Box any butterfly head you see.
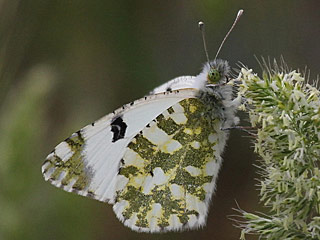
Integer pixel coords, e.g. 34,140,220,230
205,59,230,85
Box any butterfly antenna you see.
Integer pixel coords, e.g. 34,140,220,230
214,9,244,61
198,21,211,65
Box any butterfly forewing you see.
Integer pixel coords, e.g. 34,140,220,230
113,98,226,232
42,90,198,203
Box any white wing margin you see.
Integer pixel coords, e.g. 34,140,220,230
150,76,196,94
42,89,198,204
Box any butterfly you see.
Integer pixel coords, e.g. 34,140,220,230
42,10,243,233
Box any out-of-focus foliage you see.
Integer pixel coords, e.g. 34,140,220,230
0,65,96,239
0,1,319,240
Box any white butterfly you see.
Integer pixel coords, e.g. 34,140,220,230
42,10,243,233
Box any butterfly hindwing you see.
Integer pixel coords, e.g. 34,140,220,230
42,89,198,203
113,98,227,232
150,76,196,94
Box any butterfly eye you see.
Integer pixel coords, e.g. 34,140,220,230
208,69,221,84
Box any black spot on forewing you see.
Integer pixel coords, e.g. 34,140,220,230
111,116,127,142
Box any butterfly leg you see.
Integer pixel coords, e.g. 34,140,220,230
221,125,257,137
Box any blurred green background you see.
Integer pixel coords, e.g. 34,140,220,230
0,1,319,239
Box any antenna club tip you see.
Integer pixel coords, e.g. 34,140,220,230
237,9,244,16
198,21,204,29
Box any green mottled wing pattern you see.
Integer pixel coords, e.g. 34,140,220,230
42,90,198,203
42,131,95,195
113,98,226,232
